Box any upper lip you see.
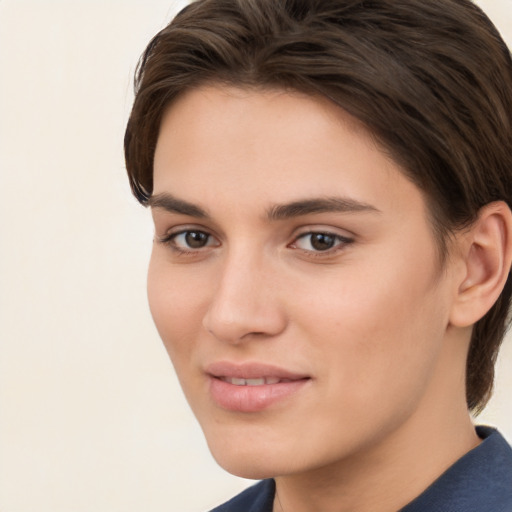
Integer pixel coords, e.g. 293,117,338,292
205,361,310,381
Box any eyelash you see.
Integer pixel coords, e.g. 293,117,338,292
156,229,354,257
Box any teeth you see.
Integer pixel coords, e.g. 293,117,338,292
246,378,265,386
222,377,282,386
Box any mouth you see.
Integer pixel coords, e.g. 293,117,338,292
206,362,311,412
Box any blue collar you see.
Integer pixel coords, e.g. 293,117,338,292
401,426,512,511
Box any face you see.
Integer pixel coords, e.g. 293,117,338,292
149,85,460,479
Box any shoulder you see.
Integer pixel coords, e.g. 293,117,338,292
209,479,275,512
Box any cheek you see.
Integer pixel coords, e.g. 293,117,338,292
147,254,207,364
298,251,450,409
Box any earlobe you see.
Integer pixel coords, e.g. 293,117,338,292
449,201,512,328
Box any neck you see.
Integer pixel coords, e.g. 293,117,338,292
274,415,479,512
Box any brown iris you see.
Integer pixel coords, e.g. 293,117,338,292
185,231,210,248
309,233,336,251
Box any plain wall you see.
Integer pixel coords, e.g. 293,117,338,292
0,1,511,510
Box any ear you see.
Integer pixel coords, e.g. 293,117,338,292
449,201,512,328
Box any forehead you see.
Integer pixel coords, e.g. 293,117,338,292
153,85,428,224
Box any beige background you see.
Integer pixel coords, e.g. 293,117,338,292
0,1,511,511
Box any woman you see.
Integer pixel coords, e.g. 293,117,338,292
124,1,512,510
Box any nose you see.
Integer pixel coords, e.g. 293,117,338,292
202,252,287,344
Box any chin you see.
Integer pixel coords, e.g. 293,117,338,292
209,445,285,480
202,423,299,479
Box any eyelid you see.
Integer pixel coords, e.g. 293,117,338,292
155,222,217,241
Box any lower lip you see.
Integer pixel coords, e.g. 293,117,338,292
208,377,310,412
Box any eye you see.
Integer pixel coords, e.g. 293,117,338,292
291,232,352,253
174,230,213,249
159,229,220,252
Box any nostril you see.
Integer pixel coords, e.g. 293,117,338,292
202,305,287,344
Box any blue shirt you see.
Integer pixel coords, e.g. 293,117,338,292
210,427,512,511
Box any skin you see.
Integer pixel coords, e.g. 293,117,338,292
149,85,485,512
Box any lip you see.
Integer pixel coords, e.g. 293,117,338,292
206,361,311,413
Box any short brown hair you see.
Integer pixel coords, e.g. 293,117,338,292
124,0,512,412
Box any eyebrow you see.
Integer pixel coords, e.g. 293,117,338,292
266,197,380,221
148,193,209,218
148,193,380,220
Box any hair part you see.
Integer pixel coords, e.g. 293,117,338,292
124,0,512,412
